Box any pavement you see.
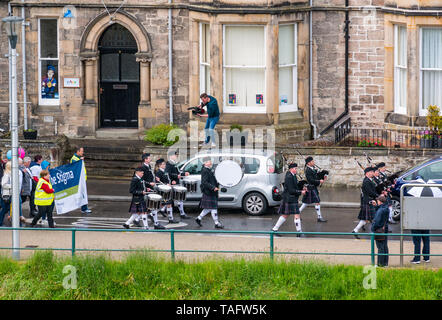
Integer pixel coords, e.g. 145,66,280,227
1,178,440,268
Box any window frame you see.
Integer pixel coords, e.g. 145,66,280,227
223,24,267,114
394,24,407,115
38,18,60,106
199,22,210,95
278,23,298,113
419,27,442,116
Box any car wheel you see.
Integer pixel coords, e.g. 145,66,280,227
243,192,268,216
391,196,401,221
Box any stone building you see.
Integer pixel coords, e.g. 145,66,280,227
0,0,441,140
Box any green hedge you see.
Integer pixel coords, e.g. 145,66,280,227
144,124,180,147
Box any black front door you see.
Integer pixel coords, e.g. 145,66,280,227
98,24,139,128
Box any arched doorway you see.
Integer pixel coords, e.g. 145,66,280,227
98,23,139,128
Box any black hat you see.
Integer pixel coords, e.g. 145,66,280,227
135,167,144,172
376,162,385,168
364,167,375,174
305,156,313,164
156,158,165,165
288,163,298,169
142,153,150,161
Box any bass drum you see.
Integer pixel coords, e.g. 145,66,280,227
214,160,244,187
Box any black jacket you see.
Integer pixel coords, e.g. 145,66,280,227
282,171,302,203
165,161,180,184
200,166,219,197
371,204,390,233
141,163,155,186
155,169,171,185
129,175,145,204
305,166,321,190
362,177,378,205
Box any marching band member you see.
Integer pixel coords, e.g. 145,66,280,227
123,167,149,229
352,167,379,239
155,158,177,224
166,150,190,220
298,156,327,222
377,162,396,224
195,157,223,229
272,163,306,237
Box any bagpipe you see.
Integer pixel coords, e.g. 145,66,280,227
313,164,329,180
187,105,206,115
279,151,309,191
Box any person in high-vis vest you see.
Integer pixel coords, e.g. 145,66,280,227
70,146,91,214
30,170,55,228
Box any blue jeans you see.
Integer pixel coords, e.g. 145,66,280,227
0,197,6,226
204,116,219,144
411,230,430,261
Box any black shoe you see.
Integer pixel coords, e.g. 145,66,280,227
133,220,141,227
180,214,190,219
271,230,282,237
160,210,167,217
154,224,166,230
195,218,202,227
352,231,360,239
317,217,327,222
296,233,306,238
410,259,421,264
123,224,130,229
215,223,224,229
168,219,179,224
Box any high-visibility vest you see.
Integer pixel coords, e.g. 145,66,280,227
34,178,54,206
70,154,87,181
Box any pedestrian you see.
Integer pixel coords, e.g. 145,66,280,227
30,155,43,183
155,158,177,224
123,167,149,229
376,162,396,224
70,146,92,214
30,170,55,228
0,152,5,226
195,157,223,229
197,93,220,148
166,150,190,220
20,157,34,218
0,161,11,227
411,229,431,264
371,195,390,267
272,163,307,237
352,166,378,239
298,156,327,222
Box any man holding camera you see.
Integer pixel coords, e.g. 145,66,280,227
196,93,220,148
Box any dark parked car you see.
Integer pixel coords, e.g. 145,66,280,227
390,155,442,219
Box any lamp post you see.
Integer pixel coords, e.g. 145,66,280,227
2,15,24,260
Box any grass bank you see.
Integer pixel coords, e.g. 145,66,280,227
0,251,441,299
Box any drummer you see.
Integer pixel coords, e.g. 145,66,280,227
166,150,190,220
155,158,177,224
123,167,149,230
195,157,224,229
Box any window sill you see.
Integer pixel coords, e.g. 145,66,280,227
35,104,62,114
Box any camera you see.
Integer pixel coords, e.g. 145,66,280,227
187,106,205,115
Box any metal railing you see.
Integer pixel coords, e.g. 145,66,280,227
0,227,440,266
335,128,442,149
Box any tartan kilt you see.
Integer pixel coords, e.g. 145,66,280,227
128,201,147,214
302,188,320,204
278,202,300,215
357,203,376,221
199,193,218,209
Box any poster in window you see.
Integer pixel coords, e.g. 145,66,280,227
256,94,263,105
280,95,288,105
228,94,237,105
41,63,59,99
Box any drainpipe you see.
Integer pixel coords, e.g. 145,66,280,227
21,0,28,130
8,1,12,131
309,0,318,139
168,0,173,124
318,0,350,137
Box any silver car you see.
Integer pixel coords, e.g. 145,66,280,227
178,149,285,215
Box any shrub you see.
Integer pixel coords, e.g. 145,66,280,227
357,139,384,148
426,105,441,132
144,124,180,146
230,124,243,132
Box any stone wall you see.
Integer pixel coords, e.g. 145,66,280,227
0,1,10,129
279,146,441,187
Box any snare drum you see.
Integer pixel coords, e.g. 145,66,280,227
156,185,172,202
172,186,187,201
183,178,198,193
146,194,163,210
